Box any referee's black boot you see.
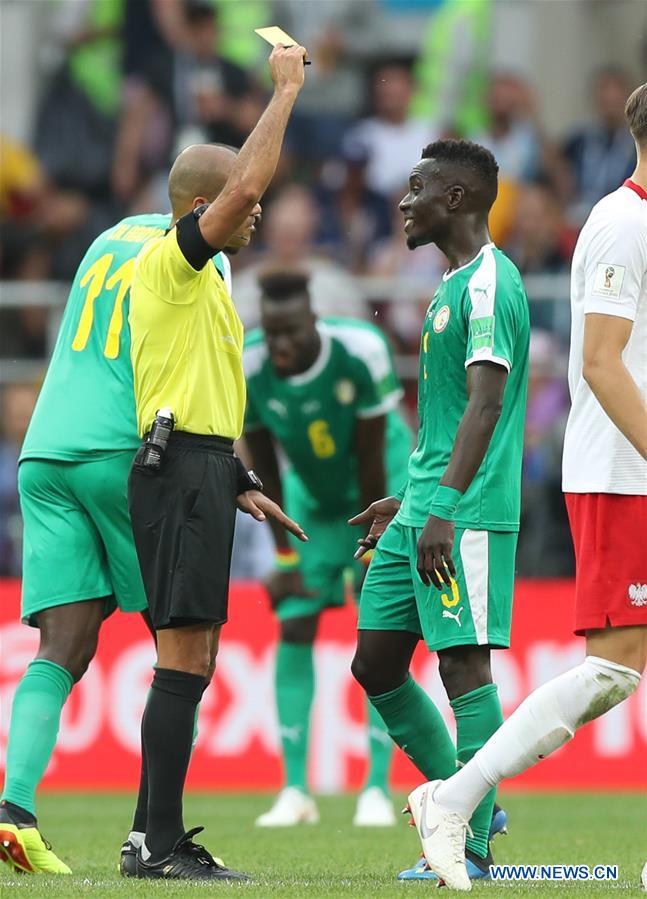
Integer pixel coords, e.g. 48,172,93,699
135,827,250,881
118,838,139,877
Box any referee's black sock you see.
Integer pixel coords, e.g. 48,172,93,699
132,681,208,836
142,667,205,861
130,731,148,835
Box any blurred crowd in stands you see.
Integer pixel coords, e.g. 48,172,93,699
0,0,642,579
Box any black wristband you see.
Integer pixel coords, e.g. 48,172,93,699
175,205,220,271
234,457,263,495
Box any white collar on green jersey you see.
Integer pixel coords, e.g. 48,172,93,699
286,327,332,386
442,242,495,282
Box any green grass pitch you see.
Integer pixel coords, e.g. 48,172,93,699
1,792,645,897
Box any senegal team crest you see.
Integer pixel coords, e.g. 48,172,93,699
334,379,356,405
433,305,451,333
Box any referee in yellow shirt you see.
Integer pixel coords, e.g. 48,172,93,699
127,44,308,882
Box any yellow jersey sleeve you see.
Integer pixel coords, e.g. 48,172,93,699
135,229,201,305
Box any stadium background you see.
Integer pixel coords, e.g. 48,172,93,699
0,0,645,796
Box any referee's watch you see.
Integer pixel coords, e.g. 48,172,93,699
235,459,263,495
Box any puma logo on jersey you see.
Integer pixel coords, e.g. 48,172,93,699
628,584,647,607
442,607,464,626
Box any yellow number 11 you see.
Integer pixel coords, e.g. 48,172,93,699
71,253,135,359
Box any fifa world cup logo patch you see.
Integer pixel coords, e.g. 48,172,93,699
593,262,625,298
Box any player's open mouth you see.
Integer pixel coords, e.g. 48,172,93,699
404,218,414,232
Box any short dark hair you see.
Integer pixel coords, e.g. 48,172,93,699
625,82,647,147
258,269,311,302
421,139,499,206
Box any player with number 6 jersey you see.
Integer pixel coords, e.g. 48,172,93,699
243,270,412,828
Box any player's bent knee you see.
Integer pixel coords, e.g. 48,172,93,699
438,646,492,700
350,651,395,696
35,599,105,681
350,651,367,688
159,653,211,678
37,641,98,683
156,624,215,676
586,625,647,675
280,615,319,644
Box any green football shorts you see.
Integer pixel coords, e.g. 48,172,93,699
273,422,411,623
19,451,148,626
276,476,361,622
358,517,518,651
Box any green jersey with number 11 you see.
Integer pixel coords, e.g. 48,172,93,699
21,214,230,462
398,242,529,531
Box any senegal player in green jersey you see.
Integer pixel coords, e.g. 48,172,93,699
350,140,529,881
242,270,412,828
0,145,258,876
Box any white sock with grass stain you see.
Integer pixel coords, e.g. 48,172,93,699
434,656,640,820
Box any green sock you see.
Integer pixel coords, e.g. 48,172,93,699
275,641,314,792
451,683,504,858
364,697,393,792
369,676,456,782
1,659,74,816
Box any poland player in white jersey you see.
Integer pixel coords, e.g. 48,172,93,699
402,82,647,891
563,176,647,495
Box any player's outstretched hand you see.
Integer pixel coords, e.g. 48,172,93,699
349,496,401,559
264,569,318,610
416,514,456,589
237,490,308,542
269,43,307,94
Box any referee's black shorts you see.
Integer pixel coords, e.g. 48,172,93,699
128,431,238,630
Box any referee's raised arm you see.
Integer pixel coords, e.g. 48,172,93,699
196,44,307,251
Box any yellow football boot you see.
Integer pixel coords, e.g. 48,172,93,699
0,803,71,874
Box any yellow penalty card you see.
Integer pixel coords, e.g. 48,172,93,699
254,26,300,48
